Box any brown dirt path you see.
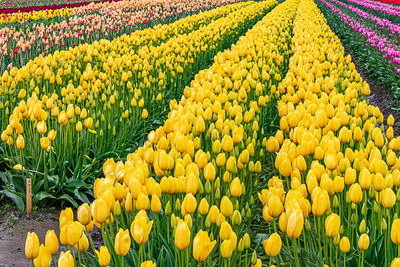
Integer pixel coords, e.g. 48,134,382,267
0,206,102,267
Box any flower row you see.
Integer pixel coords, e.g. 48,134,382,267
260,0,400,265
22,0,300,265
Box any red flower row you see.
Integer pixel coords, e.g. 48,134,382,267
0,0,121,14
374,0,400,4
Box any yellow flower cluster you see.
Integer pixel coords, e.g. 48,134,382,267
0,8,72,24
260,0,400,266
1,1,268,185
23,0,305,265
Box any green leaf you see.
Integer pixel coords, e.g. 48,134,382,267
3,190,25,211
32,191,55,205
58,193,78,207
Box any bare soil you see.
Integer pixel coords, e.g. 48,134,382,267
0,206,102,267
341,40,400,133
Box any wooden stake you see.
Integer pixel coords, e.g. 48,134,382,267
26,178,32,214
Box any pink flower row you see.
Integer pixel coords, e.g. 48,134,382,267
319,0,400,73
344,0,400,17
329,0,400,38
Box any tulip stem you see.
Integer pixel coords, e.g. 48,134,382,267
120,255,124,267
186,248,189,266
71,247,77,267
53,255,57,267
388,212,391,266
292,238,300,267
86,226,96,252
344,254,346,267
317,217,323,266
31,260,34,267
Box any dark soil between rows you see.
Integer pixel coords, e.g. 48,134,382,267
0,206,102,267
340,39,400,134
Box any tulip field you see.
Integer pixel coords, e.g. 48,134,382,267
1,0,400,265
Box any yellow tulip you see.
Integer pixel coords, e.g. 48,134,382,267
33,244,51,267
193,230,216,262
74,233,89,252
219,221,233,240
381,188,396,209
287,209,304,239
93,198,110,223
25,232,39,259
220,196,233,217
209,205,220,224
141,261,156,267
96,246,111,267
391,219,400,244
58,251,74,267
45,230,59,256
325,213,340,238
40,136,50,150
340,236,350,253
115,229,131,256
136,192,150,210
268,195,283,218
16,135,25,149
349,183,363,204
130,215,153,245
183,193,197,214
141,109,148,119
204,163,216,182
391,258,400,267
151,195,162,213
263,233,282,257
198,198,209,216
220,239,233,259
175,220,190,250
230,177,242,198
66,221,83,246
358,234,370,250
77,203,91,226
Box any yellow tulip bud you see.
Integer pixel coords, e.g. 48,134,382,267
209,205,220,224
